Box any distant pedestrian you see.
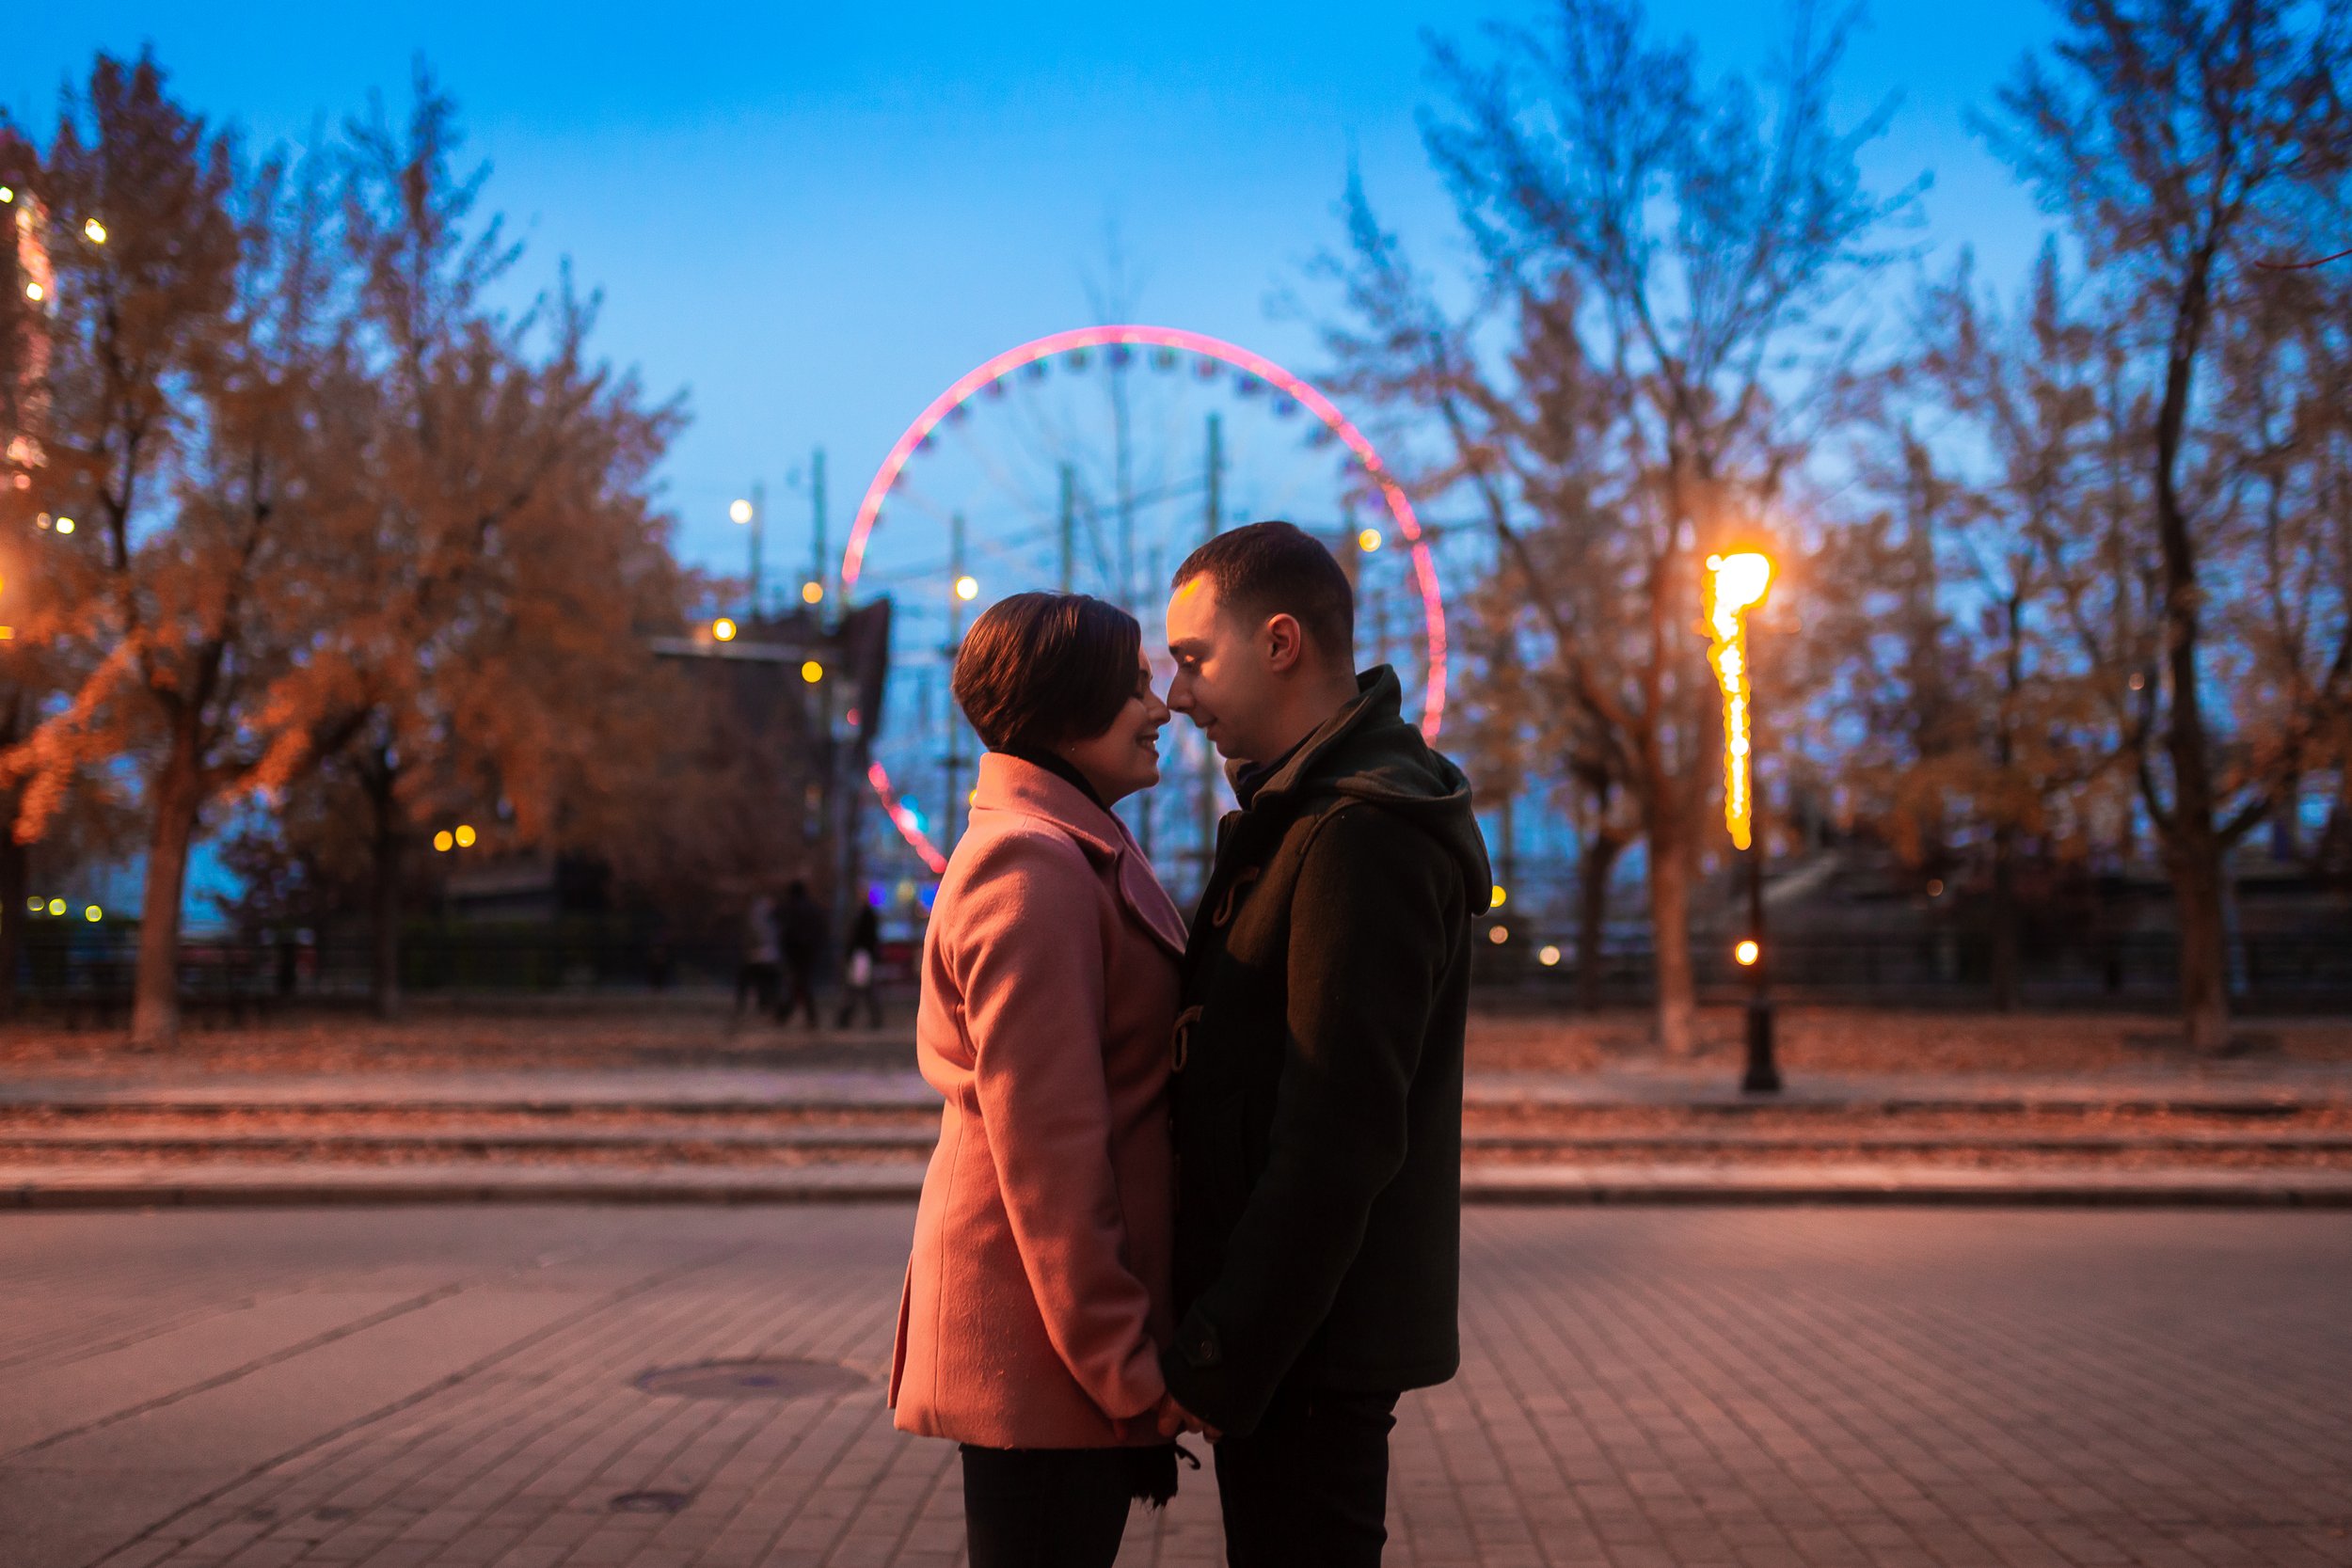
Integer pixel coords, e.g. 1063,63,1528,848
734,893,780,1022
836,902,884,1029
777,879,828,1027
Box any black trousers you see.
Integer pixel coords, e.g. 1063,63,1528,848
959,1445,1134,1568
777,955,819,1024
1213,1385,1400,1567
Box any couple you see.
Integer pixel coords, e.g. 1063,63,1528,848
888,520,1490,1566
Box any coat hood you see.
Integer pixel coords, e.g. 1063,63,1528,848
1247,666,1494,915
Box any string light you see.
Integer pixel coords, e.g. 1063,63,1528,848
729,499,753,524
55,516,74,534
712,617,738,641
1735,939,1761,967
801,660,823,684
433,831,454,852
1538,944,1562,967
83,218,107,245
24,283,42,303
1358,528,1383,553
801,581,824,605
453,824,477,847
1705,552,1773,851
953,576,979,602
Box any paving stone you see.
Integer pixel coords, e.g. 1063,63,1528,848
1,1208,2347,1566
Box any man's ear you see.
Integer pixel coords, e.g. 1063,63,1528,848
1263,612,1306,675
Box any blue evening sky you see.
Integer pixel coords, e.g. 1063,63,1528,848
10,1,2060,586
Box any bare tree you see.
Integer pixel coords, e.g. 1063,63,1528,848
1982,0,2352,1048
1321,0,1915,1053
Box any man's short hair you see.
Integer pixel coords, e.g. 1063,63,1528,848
1170,520,1355,664
952,592,1142,754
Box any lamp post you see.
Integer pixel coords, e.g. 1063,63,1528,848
1706,550,1780,1095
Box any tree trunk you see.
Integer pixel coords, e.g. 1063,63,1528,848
1647,816,1697,1057
132,727,204,1050
371,826,403,1020
2167,824,2232,1053
0,819,24,1021
367,766,405,1019
1989,825,2019,1013
1576,832,1622,1013
2149,235,2231,1054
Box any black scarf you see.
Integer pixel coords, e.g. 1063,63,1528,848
1002,745,1106,812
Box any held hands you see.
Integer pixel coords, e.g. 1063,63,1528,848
1154,1391,1220,1442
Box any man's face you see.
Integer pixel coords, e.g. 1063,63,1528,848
1166,575,1279,762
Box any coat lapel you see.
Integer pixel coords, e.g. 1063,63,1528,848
970,753,1188,959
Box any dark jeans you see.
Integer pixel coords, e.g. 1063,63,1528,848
777,955,818,1025
959,1445,1133,1568
1213,1385,1399,1567
834,981,882,1028
733,959,777,1016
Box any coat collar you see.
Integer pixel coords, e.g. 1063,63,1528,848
970,753,1188,958
1244,665,1399,812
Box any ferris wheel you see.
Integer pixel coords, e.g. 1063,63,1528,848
841,324,1449,878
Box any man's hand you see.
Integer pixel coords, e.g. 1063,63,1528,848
1154,1392,1221,1441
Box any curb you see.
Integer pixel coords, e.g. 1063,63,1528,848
7,1163,2352,1210
1460,1164,2352,1207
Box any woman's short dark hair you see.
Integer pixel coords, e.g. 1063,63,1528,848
952,592,1143,753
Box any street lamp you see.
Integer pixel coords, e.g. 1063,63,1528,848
1706,550,1780,1094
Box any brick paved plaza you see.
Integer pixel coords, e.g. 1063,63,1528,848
4,1206,2347,1568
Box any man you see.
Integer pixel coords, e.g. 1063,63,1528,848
1156,520,1490,1564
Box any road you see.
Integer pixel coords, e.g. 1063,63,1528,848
2,1207,2346,1566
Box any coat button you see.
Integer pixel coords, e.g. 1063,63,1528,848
1180,1321,1223,1369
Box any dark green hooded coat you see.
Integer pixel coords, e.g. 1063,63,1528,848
1160,666,1491,1436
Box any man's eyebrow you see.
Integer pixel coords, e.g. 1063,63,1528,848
1168,638,1208,657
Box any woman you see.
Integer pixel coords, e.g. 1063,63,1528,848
888,592,1190,1566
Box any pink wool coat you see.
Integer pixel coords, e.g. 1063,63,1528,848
889,752,1187,1449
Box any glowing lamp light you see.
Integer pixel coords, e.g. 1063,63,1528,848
1487,925,1509,945
801,660,823,684
801,580,824,605
1705,551,1774,851
433,831,454,852
729,499,754,525
1538,944,1562,967
1735,939,1761,967
453,824,477,848
24,896,39,912
23,283,41,303
953,575,979,603
45,897,64,915
1489,884,1507,910
83,218,106,245
84,905,101,923
55,517,74,534
712,617,738,642
0,186,12,203
1358,528,1384,553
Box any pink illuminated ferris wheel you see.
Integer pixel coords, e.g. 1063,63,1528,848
844,324,1448,877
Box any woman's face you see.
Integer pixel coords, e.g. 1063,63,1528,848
1058,653,1170,806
